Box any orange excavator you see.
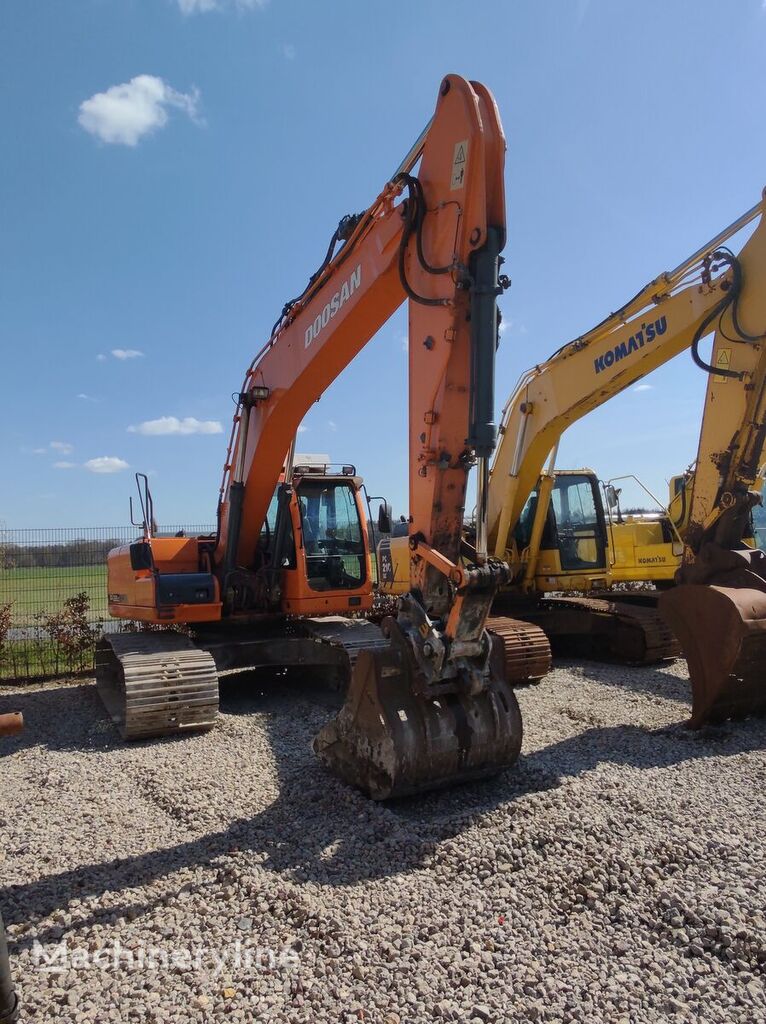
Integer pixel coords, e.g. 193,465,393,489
97,75,548,799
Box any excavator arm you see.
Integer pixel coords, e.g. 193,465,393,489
212,74,525,798
657,202,766,725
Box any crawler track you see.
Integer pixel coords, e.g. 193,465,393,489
95,633,219,741
302,617,389,676
486,615,552,685
539,595,680,664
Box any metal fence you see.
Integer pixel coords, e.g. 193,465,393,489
0,525,214,681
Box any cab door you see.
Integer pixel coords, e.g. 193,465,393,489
550,473,608,572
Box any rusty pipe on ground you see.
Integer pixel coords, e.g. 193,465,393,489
0,714,23,738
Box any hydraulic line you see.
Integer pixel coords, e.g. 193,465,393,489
269,211,367,338
394,174,452,307
690,250,744,380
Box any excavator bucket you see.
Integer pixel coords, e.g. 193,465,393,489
659,580,766,728
313,639,523,800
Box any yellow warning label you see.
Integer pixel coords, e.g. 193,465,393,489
451,139,468,190
714,347,732,383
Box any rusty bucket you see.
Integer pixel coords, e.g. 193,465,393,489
659,582,766,728
313,638,523,800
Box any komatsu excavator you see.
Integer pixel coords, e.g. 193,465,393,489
97,75,547,799
486,190,766,725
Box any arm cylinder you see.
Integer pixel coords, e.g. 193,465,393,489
467,226,503,459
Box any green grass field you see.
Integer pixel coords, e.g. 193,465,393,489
0,565,108,625
0,566,107,680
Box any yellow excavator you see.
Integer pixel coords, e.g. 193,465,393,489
488,189,766,723
381,189,766,724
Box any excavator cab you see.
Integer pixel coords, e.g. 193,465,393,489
277,461,373,615
99,463,375,740
514,470,610,587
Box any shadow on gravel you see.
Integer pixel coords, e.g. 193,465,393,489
0,681,125,755
561,658,690,704
5,666,766,954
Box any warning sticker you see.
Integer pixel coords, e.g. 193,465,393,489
714,347,732,382
450,139,468,190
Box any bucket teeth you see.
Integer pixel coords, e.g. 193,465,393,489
313,643,523,800
659,584,766,727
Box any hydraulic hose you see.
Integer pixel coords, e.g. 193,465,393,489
690,249,762,380
394,174,451,307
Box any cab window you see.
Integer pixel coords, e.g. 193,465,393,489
550,475,606,571
298,481,366,591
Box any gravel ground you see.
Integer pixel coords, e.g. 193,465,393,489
2,659,766,1023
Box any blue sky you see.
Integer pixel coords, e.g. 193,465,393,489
2,0,765,528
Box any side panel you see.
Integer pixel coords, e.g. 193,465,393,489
106,540,222,623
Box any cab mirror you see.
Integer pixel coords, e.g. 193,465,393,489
605,485,620,510
377,502,392,535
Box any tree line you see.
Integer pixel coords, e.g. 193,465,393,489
0,539,125,570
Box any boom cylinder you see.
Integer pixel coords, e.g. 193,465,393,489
467,226,503,459
223,397,252,576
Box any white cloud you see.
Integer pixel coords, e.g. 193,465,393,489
178,0,218,10
328,420,337,432
76,393,99,402
31,448,48,456
178,0,268,12
297,425,308,434
96,353,107,362
78,75,200,147
111,348,144,360
499,317,511,336
50,441,74,455
282,44,296,60
84,456,130,474
53,461,77,470
128,416,223,436
634,383,653,393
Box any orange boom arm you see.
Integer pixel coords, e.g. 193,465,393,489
215,75,506,614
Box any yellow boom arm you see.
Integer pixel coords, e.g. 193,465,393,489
490,192,766,571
